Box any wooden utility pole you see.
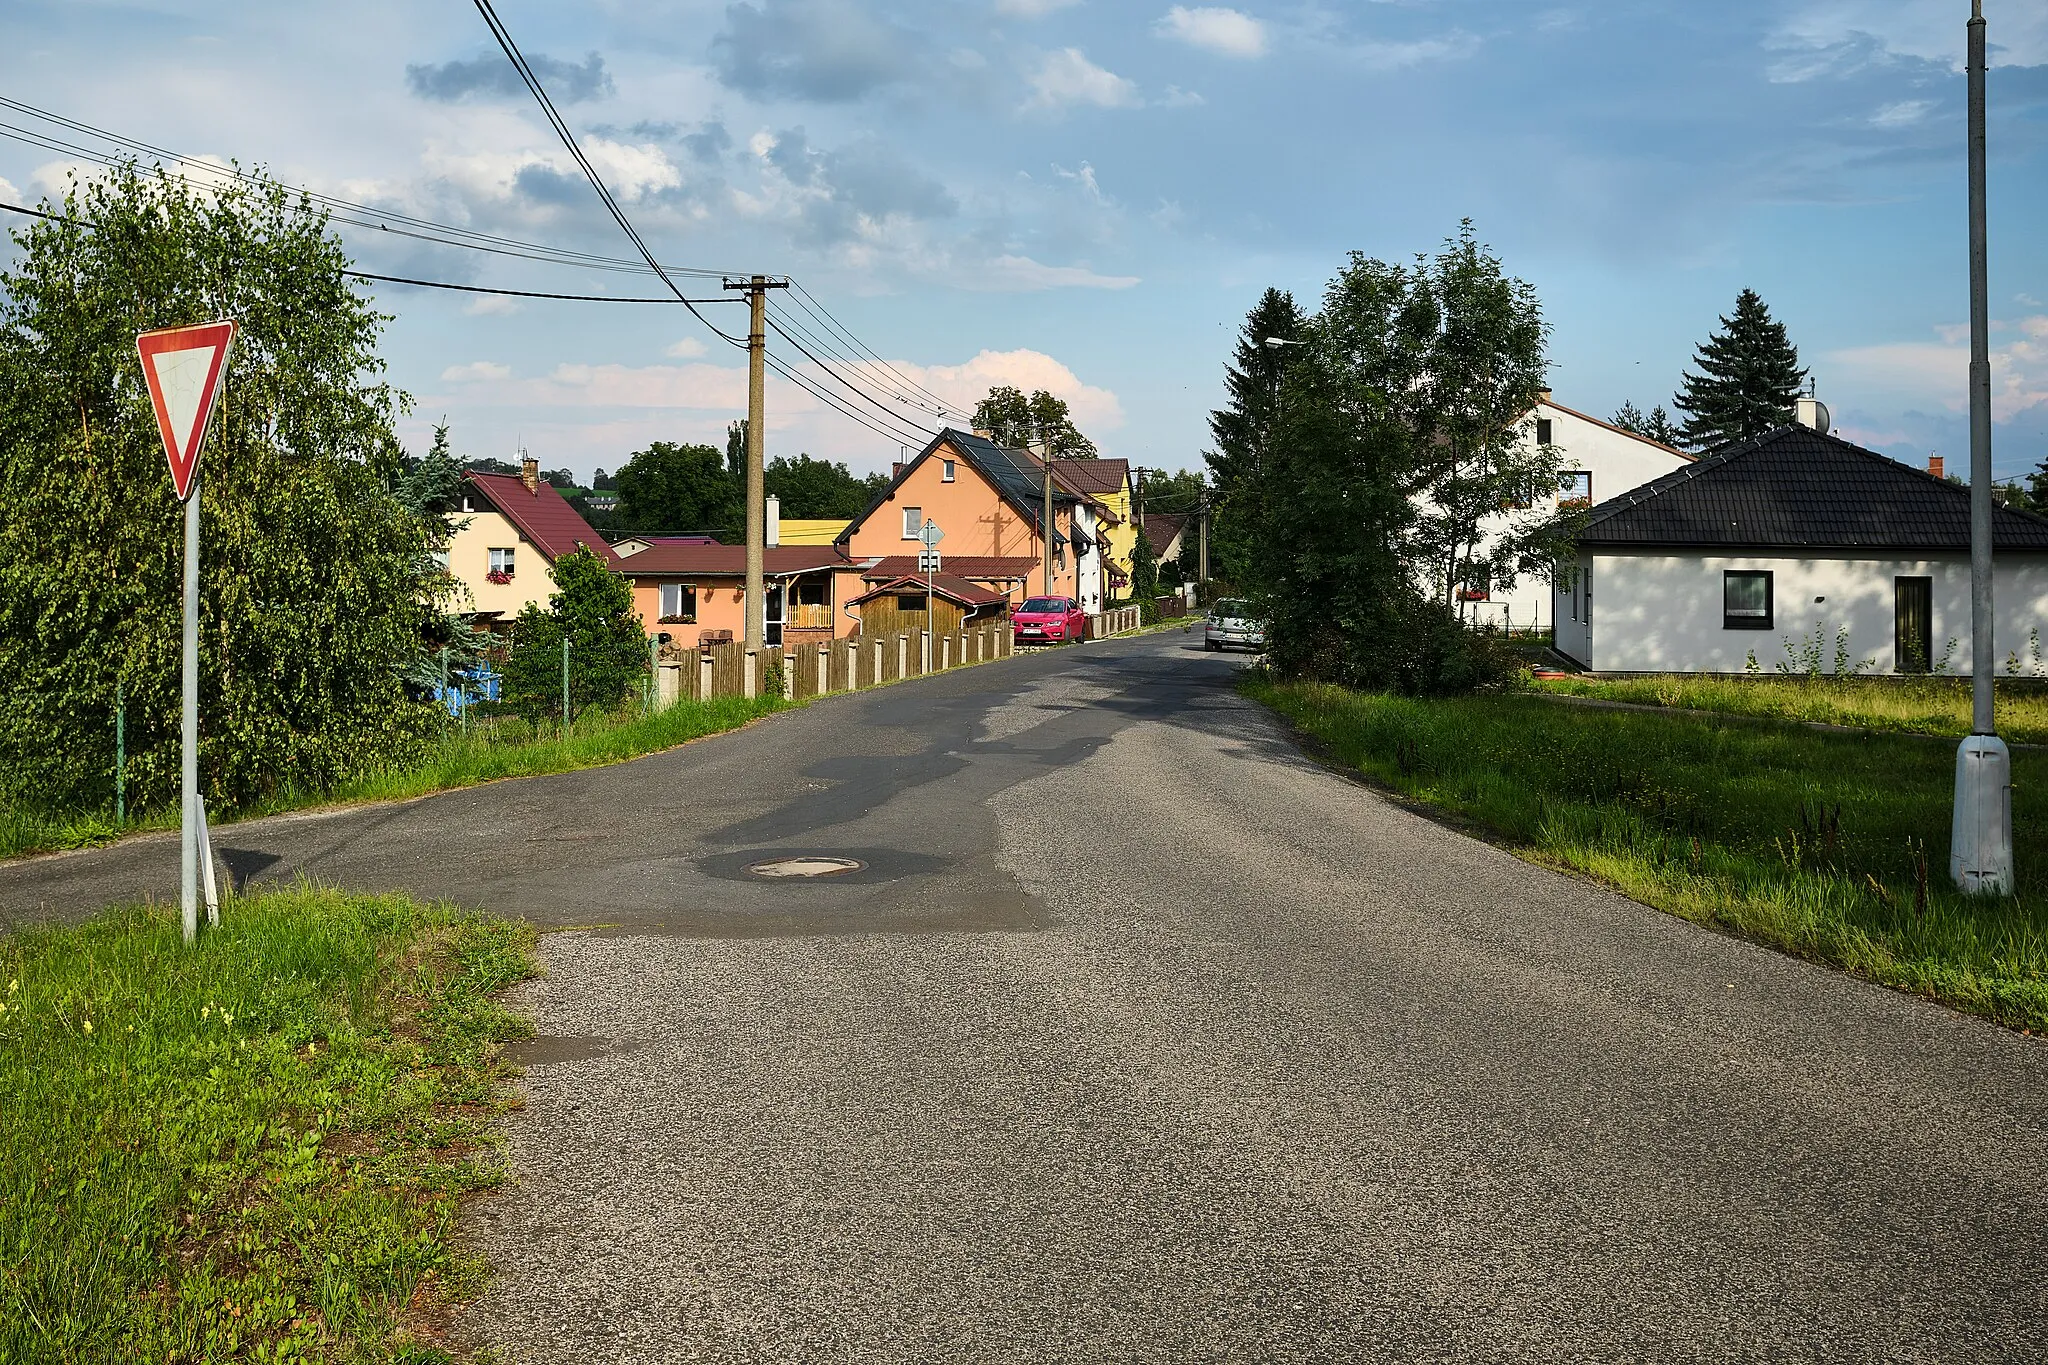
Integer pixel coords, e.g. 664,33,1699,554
723,274,789,656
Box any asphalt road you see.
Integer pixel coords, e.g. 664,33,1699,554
7,633,2047,1361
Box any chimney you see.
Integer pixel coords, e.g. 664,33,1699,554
891,461,904,479
1929,454,1945,480
520,450,539,495
1538,388,1552,404
972,428,993,439
1794,395,1831,434
765,494,780,547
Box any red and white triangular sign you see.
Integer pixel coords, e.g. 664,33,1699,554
137,320,237,501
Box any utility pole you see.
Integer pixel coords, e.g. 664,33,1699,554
1953,0,2013,894
723,274,789,657
1041,435,1055,597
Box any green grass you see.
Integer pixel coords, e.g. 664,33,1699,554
1247,677,2048,1030
0,887,536,1363
1533,672,2048,745
0,693,785,863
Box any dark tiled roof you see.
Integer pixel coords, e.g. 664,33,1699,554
467,472,619,565
612,544,849,576
1576,424,2048,551
848,573,1011,609
1055,457,1130,495
861,554,1039,581
1141,512,1188,554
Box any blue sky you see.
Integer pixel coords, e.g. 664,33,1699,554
3,0,2046,481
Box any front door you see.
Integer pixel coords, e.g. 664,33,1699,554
1895,576,1933,673
765,583,785,647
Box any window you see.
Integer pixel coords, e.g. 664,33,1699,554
903,506,922,539
942,459,956,482
1558,471,1592,507
1536,417,1554,445
1724,570,1773,629
487,547,515,582
896,593,925,613
659,583,697,624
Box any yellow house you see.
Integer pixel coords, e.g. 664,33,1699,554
1058,458,1135,597
446,457,619,627
777,518,852,546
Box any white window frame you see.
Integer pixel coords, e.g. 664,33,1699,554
659,582,697,623
902,506,922,539
488,547,516,577
942,459,956,482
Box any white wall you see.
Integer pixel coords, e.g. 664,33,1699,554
1076,505,1104,613
1462,401,1692,632
1566,549,2048,674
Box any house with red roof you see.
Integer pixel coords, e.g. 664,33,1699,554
448,456,620,628
608,539,853,648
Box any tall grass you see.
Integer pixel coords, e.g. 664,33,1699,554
1533,672,2048,745
0,887,536,1362
1248,678,2048,1029
0,693,784,862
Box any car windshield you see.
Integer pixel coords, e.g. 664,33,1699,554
1213,600,1250,618
1019,598,1066,613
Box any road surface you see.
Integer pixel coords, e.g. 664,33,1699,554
5,633,2045,1361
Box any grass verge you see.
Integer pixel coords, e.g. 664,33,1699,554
1533,672,2048,745
0,887,537,1362
0,693,786,863
1246,676,2048,1030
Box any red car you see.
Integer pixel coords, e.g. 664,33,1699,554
1012,595,1087,645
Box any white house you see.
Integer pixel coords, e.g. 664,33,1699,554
1458,394,1694,632
1554,416,2048,674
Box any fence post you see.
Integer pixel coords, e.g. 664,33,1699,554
782,648,795,700
561,637,571,728
744,649,757,699
114,678,125,825
817,646,829,696
647,636,659,711
898,634,908,678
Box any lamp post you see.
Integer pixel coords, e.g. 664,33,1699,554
1953,0,2013,894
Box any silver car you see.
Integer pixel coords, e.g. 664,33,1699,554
1204,599,1266,652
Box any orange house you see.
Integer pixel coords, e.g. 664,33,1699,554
609,541,852,647
837,429,1100,611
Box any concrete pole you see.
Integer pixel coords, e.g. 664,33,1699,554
180,476,201,945
745,277,767,655
1041,438,1054,597
1953,0,2013,894
1197,503,1210,595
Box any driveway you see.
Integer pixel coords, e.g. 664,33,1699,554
7,633,2046,1360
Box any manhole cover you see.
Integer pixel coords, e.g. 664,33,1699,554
746,855,866,879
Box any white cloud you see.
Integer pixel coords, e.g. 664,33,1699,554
1156,6,1268,59
1770,2,2048,76
1870,99,1933,128
440,361,513,382
665,336,709,359
1349,34,1478,70
0,176,19,204
1828,315,2048,417
1025,48,1140,111
996,0,1081,16
979,254,1141,290
463,295,521,317
895,348,1125,433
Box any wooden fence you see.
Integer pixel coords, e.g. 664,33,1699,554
660,621,1016,703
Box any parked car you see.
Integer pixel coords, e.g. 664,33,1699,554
1014,595,1086,644
1204,599,1266,652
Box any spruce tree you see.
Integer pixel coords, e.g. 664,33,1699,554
1613,401,1683,448
1204,287,1304,590
1672,289,1806,451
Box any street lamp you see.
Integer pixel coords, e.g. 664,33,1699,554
1261,337,1303,348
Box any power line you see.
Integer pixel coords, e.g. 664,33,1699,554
468,0,745,349
764,315,942,443
0,200,738,305
762,298,960,423
788,282,972,421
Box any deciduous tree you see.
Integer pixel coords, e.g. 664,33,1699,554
0,163,438,815
972,386,1097,458
615,440,740,536
501,548,646,724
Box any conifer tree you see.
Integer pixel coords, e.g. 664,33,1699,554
1613,400,1683,448
1672,289,1807,451
1204,287,1304,589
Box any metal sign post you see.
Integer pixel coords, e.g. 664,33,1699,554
920,520,943,671
138,320,237,945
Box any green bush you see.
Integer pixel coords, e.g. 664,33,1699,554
501,547,648,724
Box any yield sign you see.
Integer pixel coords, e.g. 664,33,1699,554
138,320,237,501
